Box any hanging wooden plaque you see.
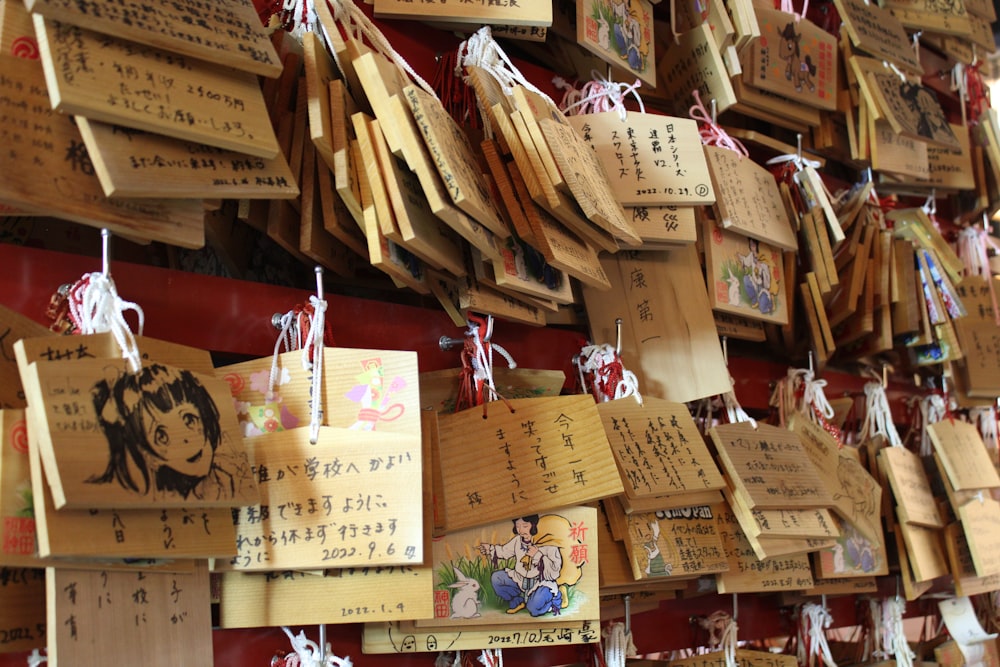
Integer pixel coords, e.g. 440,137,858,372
302,31,340,177
832,0,922,74
20,356,257,510
878,445,944,528
957,497,1000,578
714,312,767,342
944,522,1000,597
299,136,361,280
0,305,52,410
436,396,624,532
34,18,279,158
665,650,798,667
870,118,930,179
929,420,1000,491
710,422,834,510
897,519,948,582
714,505,814,593
565,112,715,207
704,222,790,326
373,0,551,25
583,247,732,403
623,505,729,580
219,566,434,628
657,24,737,118
0,55,204,247
596,396,725,501
626,205,698,246
0,567,44,654
803,576,878,595
362,618,600,653
574,0,655,85
430,273,547,327
48,562,212,666
748,9,837,111
0,0,37,57
703,146,797,250
24,0,280,77
418,368,565,415
76,119,298,199
420,506,598,627
881,0,973,36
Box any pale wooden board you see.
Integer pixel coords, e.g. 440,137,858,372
897,518,949,583
436,396,624,532
34,17,279,158
881,124,974,190
24,0,280,77
20,356,258,510
402,85,507,238
730,77,822,129
419,506,598,627
217,566,434,628
0,55,204,247
76,118,298,199
802,575,878,595
703,146,797,251
582,247,732,403
657,25,737,117
565,112,714,207
430,273,547,328
704,221,790,326
878,445,944,528
418,367,565,414
883,0,974,35
714,504,814,593
362,618,599,653
832,0,922,73
713,311,767,342
928,419,1000,491
619,489,723,513
860,64,960,150
622,505,729,580
316,154,368,258
957,496,1000,578
794,167,844,247
945,522,1000,597
574,0,655,85
665,651,797,667
0,305,52,410
954,318,1000,397
596,396,725,500
597,501,637,587
302,31,340,178
0,567,45,654
0,0,37,56
538,118,641,247
748,9,838,111
870,118,930,180
217,427,423,571
298,135,360,279
373,0,551,25
711,422,834,510
48,561,212,666
626,205,698,245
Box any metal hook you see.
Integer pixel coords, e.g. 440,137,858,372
615,317,623,355
711,99,718,125
796,133,803,167
624,593,632,636
314,266,325,301
732,592,738,622
101,228,111,277
440,335,466,351
722,335,729,368
319,624,327,662
808,350,814,376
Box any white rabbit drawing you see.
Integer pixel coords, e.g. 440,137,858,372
448,567,481,619
727,274,741,305
597,16,610,50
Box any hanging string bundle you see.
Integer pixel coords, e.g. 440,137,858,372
874,597,914,667
971,406,1000,454
718,338,755,429
774,366,840,441
303,267,328,444
798,601,838,667
576,327,641,404
603,622,638,667
478,648,503,667
557,70,645,121
454,317,516,415
860,381,904,448
689,90,748,157
278,627,352,667
698,610,738,667
916,393,947,457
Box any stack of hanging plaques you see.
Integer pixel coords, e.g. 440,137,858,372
15,0,295,246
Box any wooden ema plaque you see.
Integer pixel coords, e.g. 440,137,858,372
626,205,698,246
420,506,598,627
76,118,299,199
582,247,732,403
0,567,44,653
48,562,212,666
714,312,766,342
832,0,922,74
881,0,973,36
418,367,565,415
34,17,279,158
703,146,796,251
623,505,729,580
714,504,814,593
710,422,834,511
219,426,423,571
25,0,280,77
0,55,204,247
374,0,551,25
0,304,52,410
657,24,737,118
704,222,790,326
0,410,36,565
564,112,715,207
596,396,725,500
897,518,948,582
957,496,1000,578
219,567,433,628
944,522,1000,597
436,396,624,532
19,355,257,510
878,445,944,528
748,9,837,111
575,0,655,86
929,419,1000,491
870,118,929,179
665,650,797,667
362,618,599,653
882,124,974,190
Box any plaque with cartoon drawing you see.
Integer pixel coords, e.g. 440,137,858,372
704,222,789,326
576,0,656,86
21,358,258,510
422,506,599,627
748,9,838,111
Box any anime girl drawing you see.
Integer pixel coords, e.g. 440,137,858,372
89,364,246,502
345,358,407,431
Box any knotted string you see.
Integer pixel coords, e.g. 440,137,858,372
281,0,317,38
330,0,436,97
721,382,756,429
603,622,637,667
765,152,822,172
435,652,462,667
918,394,946,456
280,627,352,667
876,598,914,667
952,62,969,128
965,60,990,124
456,321,516,415
861,382,903,447
957,225,1000,325
780,0,810,21
560,70,645,121
578,343,642,404
458,26,546,98
479,648,503,667
972,406,1000,453
699,610,738,667
67,272,144,373
26,649,46,667
303,293,327,444
788,368,840,443
799,602,837,667
689,90,748,156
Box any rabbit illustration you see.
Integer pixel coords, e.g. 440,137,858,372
726,275,741,305
448,567,481,619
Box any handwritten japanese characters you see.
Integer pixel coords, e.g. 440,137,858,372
928,420,1000,491
0,567,44,653
436,396,623,532
565,112,714,207
373,0,552,26
363,619,599,653
624,505,729,580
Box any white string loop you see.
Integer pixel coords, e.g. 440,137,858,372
560,70,645,121
280,627,353,667
268,310,299,403
880,598,914,667
689,90,748,157
722,378,757,429
578,343,642,404
304,293,327,444
458,26,546,98
765,153,821,171
478,648,503,667
918,394,946,456
972,406,999,451
69,272,145,373
604,621,637,667
801,602,838,667
862,382,903,447
26,649,46,667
